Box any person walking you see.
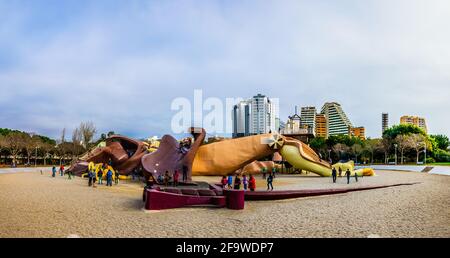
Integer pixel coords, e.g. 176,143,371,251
227,175,233,189
114,170,119,185
249,175,256,191
106,169,113,187
52,166,56,178
98,169,104,185
173,170,179,187
354,171,359,183
221,176,228,188
67,170,72,180
346,169,351,184
234,175,241,190
338,167,342,177
267,173,274,191
332,167,337,183
242,175,248,190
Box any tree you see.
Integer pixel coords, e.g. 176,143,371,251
71,128,84,160
376,138,391,164
383,124,426,140
78,122,97,149
431,134,449,151
351,144,363,164
333,143,349,161
3,132,26,165
410,134,426,164
363,138,379,164
309,137,327,158
395,135,415,164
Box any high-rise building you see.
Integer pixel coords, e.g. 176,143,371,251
250,94,277,134
232,100,251,138
320,102,353,136
350,127,366,140
382,113,389,135
300,106,316,135
400,115,428,133
315,114,327,138
232,94,278,138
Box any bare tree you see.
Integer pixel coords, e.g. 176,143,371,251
395,135,415,164
3,132,26,165
71,127,84,160
79,122,97,149
411,134,426,164
40,142,54,166
60,128,66,144
376,138,391,164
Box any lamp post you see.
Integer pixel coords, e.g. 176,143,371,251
394,144,398,165
35,146,38,167
328,149,332,163
424,142,427,165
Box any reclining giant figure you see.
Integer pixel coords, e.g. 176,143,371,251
68,128,374,182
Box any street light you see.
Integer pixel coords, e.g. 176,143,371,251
35,146,38,167
394,144,398,165
424,142,427,165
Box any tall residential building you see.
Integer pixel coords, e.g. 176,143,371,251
300,106,317,135
250,94,277,134
382,113,389,135
400,115,428,133
232,100,251,138
315,114,328,138
350,126,366,140
320,102,353,136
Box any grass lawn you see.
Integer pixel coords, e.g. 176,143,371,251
430,162,450,166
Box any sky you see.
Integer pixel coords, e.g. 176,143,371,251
1,0,450,140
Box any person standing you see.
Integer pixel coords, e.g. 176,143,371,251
227,175,233,189
106,169,113,187
234,175,241,190
60,165,65,176
52,166,56,178
249,175,256,192
221,176,228,188
173,170,179,187
346,169,351,184
88,170,93,187
98,169,104,185
261,167,267,179
242,175,248,190
338,167,342,177
267,173,274,191
182,165,188,182
92,170,97,187
67,170,72,180
164,171,171,187
114,170,119,185
332,167,337,183
354,171,359,183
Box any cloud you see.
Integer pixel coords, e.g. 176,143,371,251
0,0,449,139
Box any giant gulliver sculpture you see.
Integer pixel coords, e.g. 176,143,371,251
67,128,374,182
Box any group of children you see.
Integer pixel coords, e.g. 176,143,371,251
87,165,119,188
221,173,274,191
51,165,72,179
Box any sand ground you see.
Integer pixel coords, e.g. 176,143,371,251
0,169,449,238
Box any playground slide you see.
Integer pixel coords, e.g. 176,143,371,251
280,141,375,177
280,141,333,177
